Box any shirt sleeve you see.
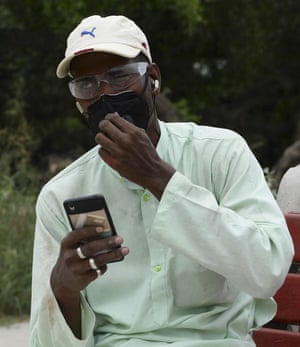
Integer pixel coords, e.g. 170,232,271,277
151,135,294,299
29,192,96,347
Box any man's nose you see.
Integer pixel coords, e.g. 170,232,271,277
98,80,114,95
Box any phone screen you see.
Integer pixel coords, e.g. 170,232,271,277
64,194,117,238
69,209,113,238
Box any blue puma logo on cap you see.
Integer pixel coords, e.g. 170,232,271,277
81,27,96,38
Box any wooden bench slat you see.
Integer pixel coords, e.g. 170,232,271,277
274,273,300,324
253,327,300,347
286,213,300,262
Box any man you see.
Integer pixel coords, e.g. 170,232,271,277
30,15,294,347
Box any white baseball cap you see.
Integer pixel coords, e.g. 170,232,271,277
56,15,152,78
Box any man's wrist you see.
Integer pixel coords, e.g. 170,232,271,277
145,160,175,200
50,270,80,302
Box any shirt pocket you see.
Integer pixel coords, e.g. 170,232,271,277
170,254,234,308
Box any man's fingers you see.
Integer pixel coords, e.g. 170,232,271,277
98,148,117,168
105,112,135,132
92,246,129,268
62,226,105,248
78,236,124,259
98,113,138,141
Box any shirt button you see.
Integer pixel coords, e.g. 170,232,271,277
154,265,161,272
143,193,151,202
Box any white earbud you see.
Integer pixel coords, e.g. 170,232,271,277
153,80,160,92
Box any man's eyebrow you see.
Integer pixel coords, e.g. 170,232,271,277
107,65,136,74
107,66,124,73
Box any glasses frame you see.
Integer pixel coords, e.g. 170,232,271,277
68,62,149,100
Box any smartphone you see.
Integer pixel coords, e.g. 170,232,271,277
63,194,117,239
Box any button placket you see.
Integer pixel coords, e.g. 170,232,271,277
140,192,168,324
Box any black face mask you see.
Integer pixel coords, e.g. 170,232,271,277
85,91,151,136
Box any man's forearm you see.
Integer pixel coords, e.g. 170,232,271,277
51,276,82,338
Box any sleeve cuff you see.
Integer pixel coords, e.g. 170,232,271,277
36,283,95,347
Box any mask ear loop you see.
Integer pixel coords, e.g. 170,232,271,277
76,101,89,119
76,101,95,132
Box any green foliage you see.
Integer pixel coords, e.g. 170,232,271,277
0,71,40,191
3,0,299,168
175,98,200,123
170,0,205,34
0,114,38,318
0,120,42,317
1,0,300,316
0,186,36,317
0,62,42,318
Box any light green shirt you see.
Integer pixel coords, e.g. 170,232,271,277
30,121,293,347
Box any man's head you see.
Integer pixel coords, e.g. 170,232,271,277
56,15,161,138
56,15,152,79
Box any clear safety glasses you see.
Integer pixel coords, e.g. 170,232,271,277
68,62,149,100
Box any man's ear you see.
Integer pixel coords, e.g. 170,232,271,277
148,63,161,94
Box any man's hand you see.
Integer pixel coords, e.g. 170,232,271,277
51,225,128,296
50,225,129,338
95,113,175,200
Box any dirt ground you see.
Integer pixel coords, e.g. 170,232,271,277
0,321,29,347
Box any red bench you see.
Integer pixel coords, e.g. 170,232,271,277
253,213,300,346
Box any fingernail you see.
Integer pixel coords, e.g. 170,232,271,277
108,236,121,246
121,247,129,256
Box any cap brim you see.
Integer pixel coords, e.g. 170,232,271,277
56,44,142,78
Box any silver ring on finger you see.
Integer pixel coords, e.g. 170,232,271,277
76,246,86,260
89,257,98,270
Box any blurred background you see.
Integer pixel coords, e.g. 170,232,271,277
1,0,300,322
